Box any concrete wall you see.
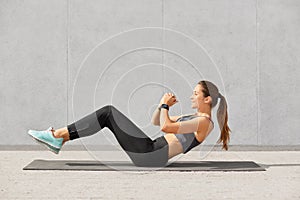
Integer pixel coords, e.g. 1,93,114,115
1,0,299,146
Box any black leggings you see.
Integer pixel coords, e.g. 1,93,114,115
67,105,169,167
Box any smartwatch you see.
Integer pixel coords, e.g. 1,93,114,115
159,104,169,111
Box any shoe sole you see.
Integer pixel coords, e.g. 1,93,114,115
27,132,60,154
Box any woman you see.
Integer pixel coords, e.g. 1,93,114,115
28,80,231,167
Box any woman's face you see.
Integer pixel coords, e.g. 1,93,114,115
190,84,204,109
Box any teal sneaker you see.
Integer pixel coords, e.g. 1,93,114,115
39,127,62,154
27,127,63,154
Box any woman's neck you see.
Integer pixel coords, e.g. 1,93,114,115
196,107,211,117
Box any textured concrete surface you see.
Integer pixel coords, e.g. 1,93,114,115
1,150,300,199
0,0,68,145
258,0,300,145
1,1,299,146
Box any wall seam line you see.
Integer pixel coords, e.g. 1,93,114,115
256,0,261,146
162,0,165,93
66,0,70,125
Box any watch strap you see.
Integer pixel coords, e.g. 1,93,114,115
159,104,169,111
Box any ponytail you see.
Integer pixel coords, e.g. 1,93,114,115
198,80,231,151
216,93,231,150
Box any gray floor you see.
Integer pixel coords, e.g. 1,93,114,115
1,149,300,199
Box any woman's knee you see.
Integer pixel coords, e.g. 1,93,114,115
100,104,118,113
95,105,114,127
96,104,115,115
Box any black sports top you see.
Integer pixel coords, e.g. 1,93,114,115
174,114,214,154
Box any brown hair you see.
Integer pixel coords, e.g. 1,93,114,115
198,80,231,150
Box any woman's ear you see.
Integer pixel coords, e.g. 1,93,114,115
204,96,212,104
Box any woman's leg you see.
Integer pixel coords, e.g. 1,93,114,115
56,105,169,167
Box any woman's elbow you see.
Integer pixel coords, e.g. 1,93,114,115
161,124,177,133
160,125,169,132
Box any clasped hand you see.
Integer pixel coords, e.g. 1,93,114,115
160,93,179,107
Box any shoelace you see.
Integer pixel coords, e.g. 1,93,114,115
47,127,54,134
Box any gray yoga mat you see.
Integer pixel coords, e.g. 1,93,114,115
23,159,265,171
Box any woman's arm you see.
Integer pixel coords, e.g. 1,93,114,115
161,116,210,135
159,93,178,129
152,93,178,126
158,93,210,136
151,105,182,126
151,105,161,126
159,108,172,130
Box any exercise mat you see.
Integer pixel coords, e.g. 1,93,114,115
23,159,265,171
